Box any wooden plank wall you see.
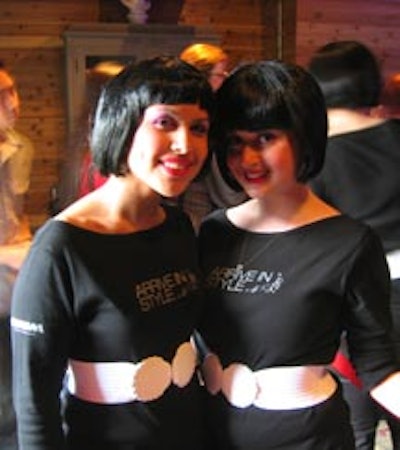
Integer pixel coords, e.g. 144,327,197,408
102,0,297,67
179,0,296,67
296,0,400,79
0,2,100,230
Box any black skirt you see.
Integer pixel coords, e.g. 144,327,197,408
204,382,355,450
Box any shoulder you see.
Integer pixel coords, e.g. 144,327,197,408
315,214,371,237
201,208,226,228
163,204,195,231
29,219,89,260
381,118,400,134
315,215,384,258
327,109,385,137
199,209,229,241
31,220,69,248
326,118,400,158
14,221,73,286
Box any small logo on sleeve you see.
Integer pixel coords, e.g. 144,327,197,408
11,317,44,336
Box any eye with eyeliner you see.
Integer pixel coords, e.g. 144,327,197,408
152,114,178,131
190,120,209,137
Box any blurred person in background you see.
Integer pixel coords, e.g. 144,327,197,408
180,43,230,92
308,40,400,450
371,72,400,119
0,62,34,252
0,61,34,450
180,43,247,231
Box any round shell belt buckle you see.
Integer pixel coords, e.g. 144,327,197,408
222,363,258,408
172,342,197,388
133,356,171,402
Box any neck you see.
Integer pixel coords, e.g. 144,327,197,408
327,108,385,136
230,186,339,233
58,175,165,234
254,186,310,228
97,177,164,231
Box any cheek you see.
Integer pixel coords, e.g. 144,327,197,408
198,139,210,162
128,129,160,161
126,138,150,173
188,135,209,167
226,154,238,173
270,146,296,173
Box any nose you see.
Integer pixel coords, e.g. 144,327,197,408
241,145,260,166
170,127,191,155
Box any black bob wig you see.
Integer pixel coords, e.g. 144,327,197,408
90,55,214,177
210,59,328,191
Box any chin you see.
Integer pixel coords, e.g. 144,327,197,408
158,184,188,199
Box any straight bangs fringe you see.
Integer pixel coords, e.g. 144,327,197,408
138,79,213,112
222,93,290,132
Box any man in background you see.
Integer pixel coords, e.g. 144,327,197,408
0,62,34,249
0,61,34,450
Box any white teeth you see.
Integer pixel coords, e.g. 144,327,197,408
164,161,186,170
246,171,265,179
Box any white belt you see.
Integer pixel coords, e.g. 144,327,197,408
387,249,400,280
67,341,197,404
201,353,337,410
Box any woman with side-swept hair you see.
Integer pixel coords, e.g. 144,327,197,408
196,60,400,449
11,55,214,450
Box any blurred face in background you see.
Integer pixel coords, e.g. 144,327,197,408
0,70,20,132
208,59,229,92
180,43,230,92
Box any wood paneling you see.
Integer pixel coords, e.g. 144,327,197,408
296,0,400,78
0,33,66,230
179,0,296,67
0,1,99,22
1,48,65,117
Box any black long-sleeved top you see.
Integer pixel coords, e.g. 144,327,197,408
197,211,399,448
310,119,400,253
11,207,205,450
199,211,397,386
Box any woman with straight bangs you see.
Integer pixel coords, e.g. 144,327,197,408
197,60,400,449
11,55,214,450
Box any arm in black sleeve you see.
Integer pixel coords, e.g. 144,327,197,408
343,228,399,390
11,243,73,450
